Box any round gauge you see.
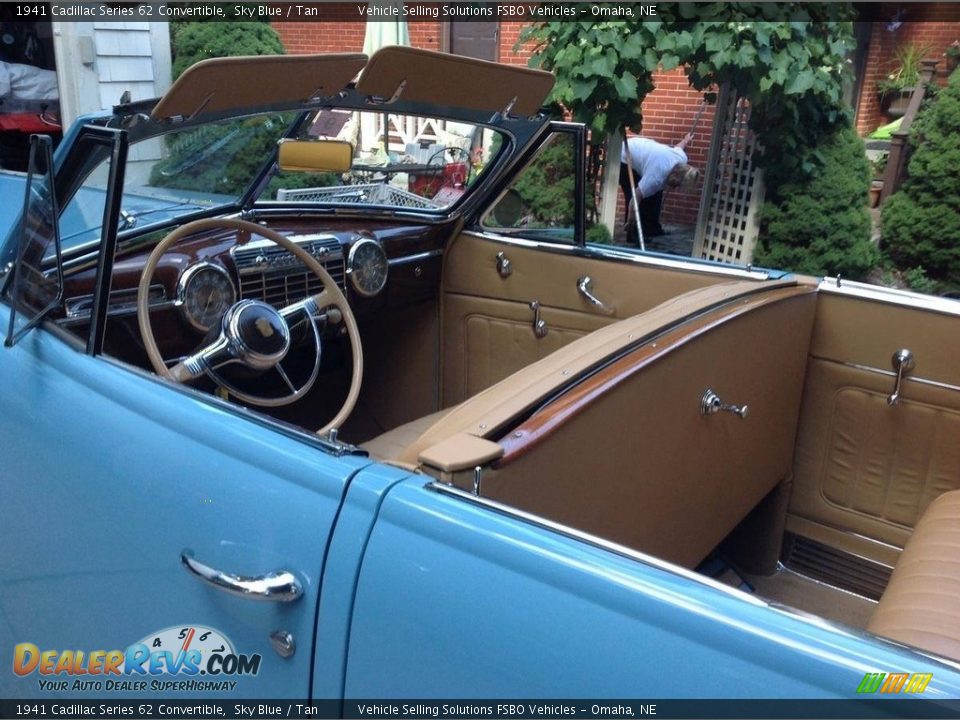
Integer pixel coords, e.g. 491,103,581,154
347,237,389,297
178,263,237,333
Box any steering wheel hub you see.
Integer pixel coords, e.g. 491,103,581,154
138,217,364,433
226,300,291,369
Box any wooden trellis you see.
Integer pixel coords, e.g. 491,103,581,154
693,85,765,265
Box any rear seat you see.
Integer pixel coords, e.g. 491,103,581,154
868,490,960,662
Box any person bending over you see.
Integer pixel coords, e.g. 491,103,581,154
619,134,699,243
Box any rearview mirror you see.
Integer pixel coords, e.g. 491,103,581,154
278,139,353,173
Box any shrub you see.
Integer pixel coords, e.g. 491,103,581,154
513,137,576,228
171,21,283,79
753,124,877,279
154,22,287,197
881,69,960,284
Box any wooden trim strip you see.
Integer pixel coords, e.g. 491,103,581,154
496,285,815,465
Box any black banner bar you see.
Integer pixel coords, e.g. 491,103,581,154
5,2,960,24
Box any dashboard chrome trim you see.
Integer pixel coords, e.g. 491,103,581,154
387,249,443,267
62,284,171,325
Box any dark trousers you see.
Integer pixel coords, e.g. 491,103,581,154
619,162,665,244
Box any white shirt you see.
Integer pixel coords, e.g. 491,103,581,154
0,62,59,104
621,137,687,199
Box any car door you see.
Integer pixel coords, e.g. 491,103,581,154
343,477,960,698
0,130,366,699
785,279,960,595
440,123,768,406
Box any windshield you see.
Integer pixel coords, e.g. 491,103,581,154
58,114,285,252
58,109,503,253
266,108,501,210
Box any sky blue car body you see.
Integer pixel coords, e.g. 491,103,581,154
2,54,959,710
2,304,958,701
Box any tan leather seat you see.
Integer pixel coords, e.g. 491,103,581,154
868,490,960,662
360,409,453,462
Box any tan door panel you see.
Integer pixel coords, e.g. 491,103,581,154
790,290,960,558
443,293,606,403
811,292,960,384
444,232,728,316
481,289,818,568
441,232,743,405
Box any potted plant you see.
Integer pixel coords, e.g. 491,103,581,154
945,41,960,74
877,43,930,117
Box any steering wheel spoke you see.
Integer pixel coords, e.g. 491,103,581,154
168,335,234,383
138,218,363,433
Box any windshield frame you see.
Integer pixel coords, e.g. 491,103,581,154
3,88,551,272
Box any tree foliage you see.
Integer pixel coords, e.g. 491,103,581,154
154,21,287,197
754,124,877,279
523,5,856,180
171,20,284,79
881,69,960,285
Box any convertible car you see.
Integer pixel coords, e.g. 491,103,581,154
2,48,959,706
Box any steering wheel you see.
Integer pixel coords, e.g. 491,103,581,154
137,218,363,436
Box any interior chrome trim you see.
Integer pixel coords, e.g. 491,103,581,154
466,231,771,281
771,562,880,604
62,284,171,325
387,249,443,267
819,276,960,317
788,512,905,556
815,357,960,395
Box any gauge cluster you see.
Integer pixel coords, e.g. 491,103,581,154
346,236,389,298
174,233,391,335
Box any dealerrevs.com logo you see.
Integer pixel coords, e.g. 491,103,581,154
12,625,261,692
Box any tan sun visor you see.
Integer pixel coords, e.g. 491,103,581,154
151,54,368,121
356,46,555,117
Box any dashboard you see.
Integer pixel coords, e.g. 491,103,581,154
57,216,451,366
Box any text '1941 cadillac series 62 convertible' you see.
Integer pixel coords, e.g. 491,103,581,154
1,48,959,716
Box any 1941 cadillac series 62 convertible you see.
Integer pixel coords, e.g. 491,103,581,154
1,48,959,708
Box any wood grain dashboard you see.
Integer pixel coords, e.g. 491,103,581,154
57,214,456,364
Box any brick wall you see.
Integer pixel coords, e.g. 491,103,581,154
497,21,535,66
274,14,957,226
856,18,959,135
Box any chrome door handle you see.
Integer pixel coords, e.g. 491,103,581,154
888,348,915,406
700,388,748,419
577,276,614,315
181,551,303,602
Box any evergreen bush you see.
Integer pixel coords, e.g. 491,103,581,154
171,21,283,79
152,21,287,197
881,70,960,285
753,124,877,279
